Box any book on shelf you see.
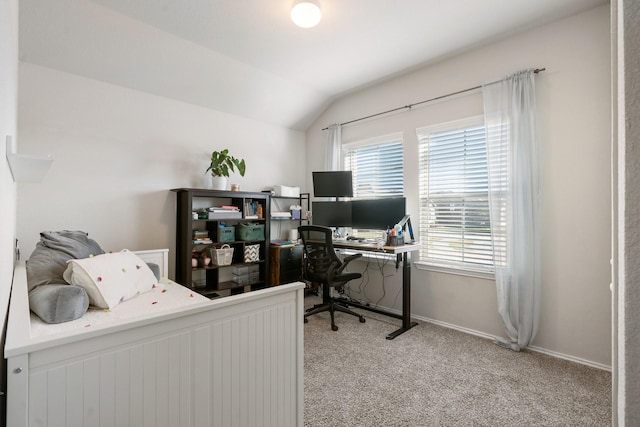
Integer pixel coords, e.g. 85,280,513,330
244,200,264,219
271,211,292,218
208,211,242,220
193,238,213,245
271,240,296,247
208,206,240,213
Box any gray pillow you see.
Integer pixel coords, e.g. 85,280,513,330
26,231,104,324
29,284,90,324
146,262,161,281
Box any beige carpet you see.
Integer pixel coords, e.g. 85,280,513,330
303,299,611,427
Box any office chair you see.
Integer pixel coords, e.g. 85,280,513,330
298,225,366,331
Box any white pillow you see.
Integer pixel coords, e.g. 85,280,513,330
63,250,158,309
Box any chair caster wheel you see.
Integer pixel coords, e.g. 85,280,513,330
331,325,338,331
359,317,366,323
304,318,308,323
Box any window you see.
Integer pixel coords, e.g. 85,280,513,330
417,117,498,273
343,133,404,199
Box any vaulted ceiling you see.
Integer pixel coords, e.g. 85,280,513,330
19,0,606,130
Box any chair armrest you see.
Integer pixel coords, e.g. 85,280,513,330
337,253,363,275
343,253,363,264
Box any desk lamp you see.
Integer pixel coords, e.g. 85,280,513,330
395,215,415,242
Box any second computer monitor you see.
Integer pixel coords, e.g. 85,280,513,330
311,201,353,227
351,197,406,230
311,197,406,230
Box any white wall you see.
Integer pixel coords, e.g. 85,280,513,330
0,0,18,291
0,0,18,420
17,64,307,277
306,5,612,367
0,1,18,275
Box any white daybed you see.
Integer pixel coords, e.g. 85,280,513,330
5,249,304,427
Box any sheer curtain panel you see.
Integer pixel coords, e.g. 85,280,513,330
483,69,540,351
325,123,342,171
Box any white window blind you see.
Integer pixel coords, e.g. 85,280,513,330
417,117,498,272
343,136,404,198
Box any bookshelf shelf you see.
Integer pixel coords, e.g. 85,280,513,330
171,188,271,298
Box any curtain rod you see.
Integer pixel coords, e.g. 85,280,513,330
322,68,546,131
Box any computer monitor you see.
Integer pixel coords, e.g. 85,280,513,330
312,171,353,198
351,197,406,231
311,201,352,227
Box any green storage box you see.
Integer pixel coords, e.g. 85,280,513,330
218,225,235,243
236,223,265,241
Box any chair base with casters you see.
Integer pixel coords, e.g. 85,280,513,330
299,225,367,331
304,287,366,331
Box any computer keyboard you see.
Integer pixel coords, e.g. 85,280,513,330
334,238,379,246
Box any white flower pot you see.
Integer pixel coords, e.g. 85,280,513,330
211,175,228,190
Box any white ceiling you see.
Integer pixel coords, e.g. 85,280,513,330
19,0,606,130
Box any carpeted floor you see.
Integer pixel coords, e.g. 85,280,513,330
303,299,611,427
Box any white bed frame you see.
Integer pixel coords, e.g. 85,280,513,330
5,249,305,427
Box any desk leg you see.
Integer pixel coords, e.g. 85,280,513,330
386,251,418,340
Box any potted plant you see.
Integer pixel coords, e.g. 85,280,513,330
206,149,246,190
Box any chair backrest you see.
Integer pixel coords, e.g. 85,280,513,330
298,225,341,285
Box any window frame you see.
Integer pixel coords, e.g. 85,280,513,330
342,133,405,236
415,116,496,278
342,132,405,200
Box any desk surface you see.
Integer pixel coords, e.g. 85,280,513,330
331,239,420,254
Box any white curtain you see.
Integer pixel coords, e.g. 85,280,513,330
483,69,540,351
325,123,342,171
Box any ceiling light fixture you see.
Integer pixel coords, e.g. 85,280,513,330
291,0,322,28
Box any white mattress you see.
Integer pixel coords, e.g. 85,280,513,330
29,279,210,339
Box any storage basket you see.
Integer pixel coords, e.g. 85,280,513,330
236,223,265,241
218,225,235,243
244,244,260,262
211,244,234,266
232,264,260,275
232,272,260,285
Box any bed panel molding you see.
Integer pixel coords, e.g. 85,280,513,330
6,258,304,426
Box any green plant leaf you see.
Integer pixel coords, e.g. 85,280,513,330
207,149,245,177
236,159,246,176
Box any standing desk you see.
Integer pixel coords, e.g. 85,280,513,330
331,240,420,339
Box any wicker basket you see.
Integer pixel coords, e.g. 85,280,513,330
211,244,234,266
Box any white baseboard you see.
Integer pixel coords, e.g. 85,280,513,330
526,345,611,372
377,306,612,372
